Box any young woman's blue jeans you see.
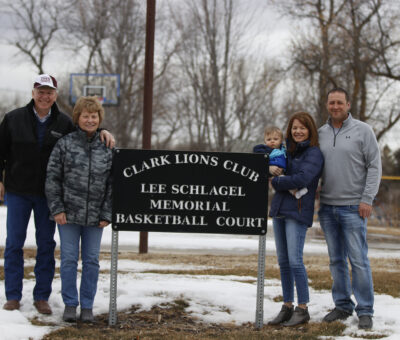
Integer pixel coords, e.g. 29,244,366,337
318,204,374,316
273,217,309,305
58,223,103,309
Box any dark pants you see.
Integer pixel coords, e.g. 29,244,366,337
4,192,56,301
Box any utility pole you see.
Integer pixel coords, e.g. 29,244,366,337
140,0,156,254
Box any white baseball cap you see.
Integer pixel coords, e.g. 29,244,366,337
33,74,58,89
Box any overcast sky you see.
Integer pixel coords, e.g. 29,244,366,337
0,1,288,93
0,1,398,149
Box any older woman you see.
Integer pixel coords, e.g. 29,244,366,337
268,112,324,326
45,96,113,323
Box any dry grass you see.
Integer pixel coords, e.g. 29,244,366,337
2,249,398,297
99,252,400,297
368,225,400,237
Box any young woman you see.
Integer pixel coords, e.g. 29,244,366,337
268,112,324,326
45,96,113,323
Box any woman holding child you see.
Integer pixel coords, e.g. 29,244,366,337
255,112,324,326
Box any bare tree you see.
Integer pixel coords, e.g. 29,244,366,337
1,0,67,74
61,0,115,75
3,0,281,150
278,0,347,126
332,0,400,139
60,0,181,148
275,0,400,140
167,0,279,151
56,0,144,146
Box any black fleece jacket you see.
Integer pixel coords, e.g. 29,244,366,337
0,99,75,196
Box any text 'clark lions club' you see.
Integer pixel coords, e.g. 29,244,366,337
122,153,260,182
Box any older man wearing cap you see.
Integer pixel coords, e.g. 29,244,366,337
0,74,115,315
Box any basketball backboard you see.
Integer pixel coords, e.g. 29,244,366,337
69,73,120,106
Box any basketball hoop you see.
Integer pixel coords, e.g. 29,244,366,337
69,73,120,107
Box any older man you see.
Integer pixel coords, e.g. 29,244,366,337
0,74,114,314
318,87,381,330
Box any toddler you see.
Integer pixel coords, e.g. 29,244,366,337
253,126,307,199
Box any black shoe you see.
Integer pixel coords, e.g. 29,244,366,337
358,315,373,329
63,306,77,322
282,306,310,327
323,308,352,322
80,308,94,323
268,305,294,325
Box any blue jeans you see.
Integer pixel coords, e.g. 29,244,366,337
58,223,103,309
4,192,56,301
273,217,309,305
318,204,374,316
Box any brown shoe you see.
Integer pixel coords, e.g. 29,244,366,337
3,300,20,311
34,300,52,315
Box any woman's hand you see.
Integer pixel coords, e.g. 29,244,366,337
54,212,67,225
269,165,283,176
99,221,110,228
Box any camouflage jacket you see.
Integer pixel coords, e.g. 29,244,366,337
45,128,113,226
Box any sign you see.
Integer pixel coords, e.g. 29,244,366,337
112,149,269,235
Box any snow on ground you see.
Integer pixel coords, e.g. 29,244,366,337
0,206,400,340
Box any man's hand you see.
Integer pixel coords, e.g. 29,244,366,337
54,212,67,225
269,165,283,176
99,221,110,228
100,130,115,148
0,182,4,202
359,202,373,219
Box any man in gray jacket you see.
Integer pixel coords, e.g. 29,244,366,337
318,87,381,330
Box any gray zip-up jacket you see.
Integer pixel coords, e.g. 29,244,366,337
45,129,113,226
318,113,381,206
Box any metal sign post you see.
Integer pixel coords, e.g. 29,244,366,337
255,234,267,329
255,153,268,329
108,229,119,325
